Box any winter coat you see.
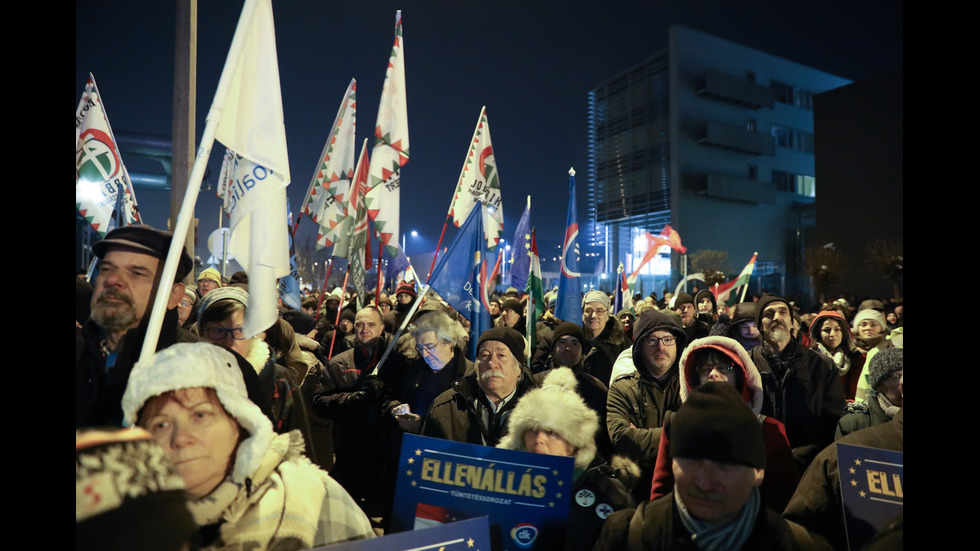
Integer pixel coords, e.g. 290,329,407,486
594,492,830,551
784,409,903,551
76,307,200,428
565,457,638,551
835,396,892,439
649,336,799,512
536,359,613,460
751,341,845,471
380,345,475,419
809,310,864,400
421,369,538,447
189,431,374,550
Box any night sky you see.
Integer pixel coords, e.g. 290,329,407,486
76,0,902,274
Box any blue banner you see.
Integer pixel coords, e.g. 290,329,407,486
837,443,903,551
555,169,582,324
510,201,531,291
317,516,492,551
391,434,573,551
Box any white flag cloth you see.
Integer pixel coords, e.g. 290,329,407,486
214,0,290,339
449,107,504,249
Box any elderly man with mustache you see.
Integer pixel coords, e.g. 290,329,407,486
421,327,538,447
750,295,845,473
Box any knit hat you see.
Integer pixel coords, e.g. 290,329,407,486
582,289,611,309
326,287,343,305
504,287,521,298
282,309,316,336
754,294,790,328
497,368,598,469
196,285,249,320
396,281,418,299
858,299,884,312
122,342,275,485
339,309,356,325
631,309,687,366
868,347,903,390
551,322,585,352
694,289,716,312
76,427,197,551
476,326,527,365
182,286,197,304
670,382,765,469
852,308,887,334
502,297,523,314
92,225,193,282
673,292,695,309
198,267,222,284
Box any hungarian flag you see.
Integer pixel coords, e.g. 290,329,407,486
365,11,410,269
525,228,544,359
214,0,291,338
334,139,372,296
630,224,687,279
76,74,141,234
448,107,504,250
713,252,758,305
613,263,633,315
303,79,356,249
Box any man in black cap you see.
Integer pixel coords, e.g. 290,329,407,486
751,295,845,472
422,327,537,446
595,383,829,550
674,292,711,342
76,225,197,427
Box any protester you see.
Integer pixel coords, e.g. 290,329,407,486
836,347,903,439
581,290,631,385
809,310,863,400
122,342,374,549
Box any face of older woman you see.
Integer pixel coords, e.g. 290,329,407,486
523,429,574,457
144,387,240,500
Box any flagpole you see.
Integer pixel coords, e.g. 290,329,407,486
328,268,350,359
370,283,431,376
315,258,333,320
425,216,450,283
738,252,757,303
141,0,262,361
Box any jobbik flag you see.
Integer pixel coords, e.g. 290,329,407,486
449,107,505,250
319,516,492,551
332,139,371,295
391,434,572,551
837,443,903,551
555,168,582,324
76,74,141,235
365,11,410,269
214,0,291,339
303,79,357,250
427,205,492,360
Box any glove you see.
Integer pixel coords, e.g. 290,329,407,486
340,391,367,405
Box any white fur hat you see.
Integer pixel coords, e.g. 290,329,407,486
497,368,598,469
121,342,275,484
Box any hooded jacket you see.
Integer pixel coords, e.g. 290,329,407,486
605,310,688,500
650,336,800,512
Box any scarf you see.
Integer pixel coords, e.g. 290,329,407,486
187,431,326,550
815,343,852,375
876,393,901,419
675,487,760,551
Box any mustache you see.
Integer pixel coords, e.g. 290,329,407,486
95,289,134,307
479,368,508,382
686,487,726,504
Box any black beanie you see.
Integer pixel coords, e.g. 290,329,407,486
551,322,586,351
477,326,527,365
670,382,765,469
282,309,317,335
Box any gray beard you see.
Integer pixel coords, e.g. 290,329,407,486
90,297,138,335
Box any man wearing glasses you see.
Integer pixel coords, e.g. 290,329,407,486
751,295,845,472
605,309,687,500
580,290,631,385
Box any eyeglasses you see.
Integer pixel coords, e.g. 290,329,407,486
204,326,247,341
178,300,194,308
416,342,445,355
584,308,607,317
696,364,736,377
644,336,676,347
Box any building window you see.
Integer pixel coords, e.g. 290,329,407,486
772,169,816,197
770,80,814,110
747,117,757,131
770,125,814,153
748,165,758,181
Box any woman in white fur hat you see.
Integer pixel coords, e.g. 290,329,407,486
122,342,374,550
498,367,638,551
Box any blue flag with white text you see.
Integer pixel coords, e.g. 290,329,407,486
428,205,492,359
555,169,582,323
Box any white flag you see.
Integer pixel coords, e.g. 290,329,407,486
214,0,290,339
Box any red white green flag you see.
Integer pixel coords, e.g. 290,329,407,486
713,252,758,305
302,79,357,250
75,74,141,235
364,10,409,261
525,228,544,358
448,106,504,250
334,139,371,294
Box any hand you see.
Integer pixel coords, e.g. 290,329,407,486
341,391,367,405
396,413,422,434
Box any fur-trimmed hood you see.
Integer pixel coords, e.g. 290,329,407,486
677,336,763,415
497,368,599,469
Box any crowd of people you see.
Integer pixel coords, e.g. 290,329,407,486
76,226,903,550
